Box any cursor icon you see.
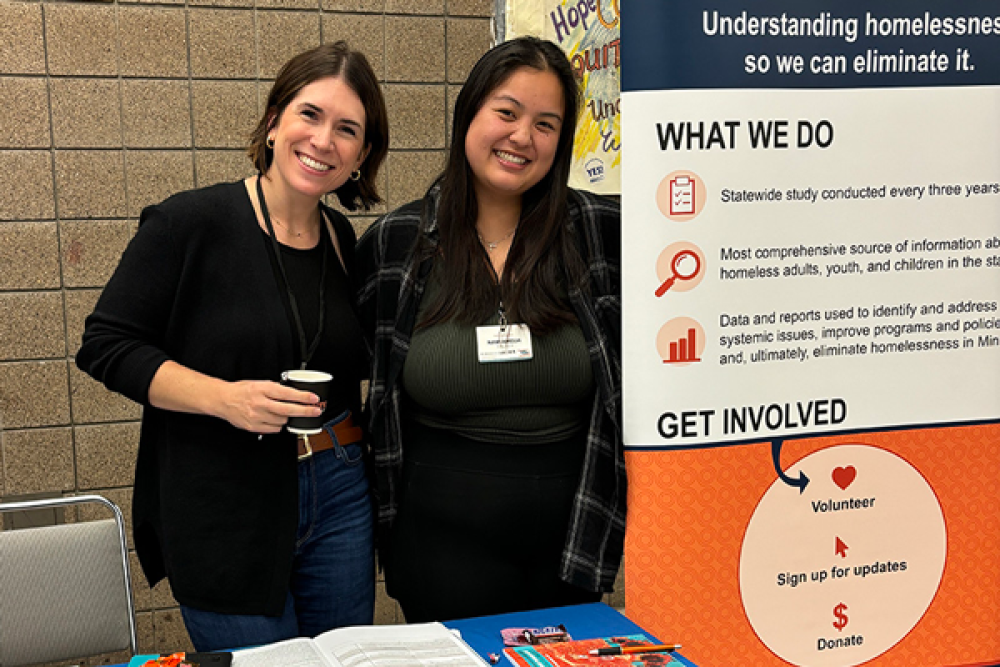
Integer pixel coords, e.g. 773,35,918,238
835,536,849,558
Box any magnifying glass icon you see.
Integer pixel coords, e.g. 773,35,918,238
655,249,701,297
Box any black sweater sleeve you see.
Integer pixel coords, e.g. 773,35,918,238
76,204,180,405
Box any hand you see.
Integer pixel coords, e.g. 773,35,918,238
147,362,324,434
220,380,322,434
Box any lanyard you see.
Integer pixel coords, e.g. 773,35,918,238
485,253,508,331
256,175,328,370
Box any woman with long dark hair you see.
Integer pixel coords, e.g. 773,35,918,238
77,42,388,649
356,36,623,622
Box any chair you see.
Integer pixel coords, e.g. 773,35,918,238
0,494,138,667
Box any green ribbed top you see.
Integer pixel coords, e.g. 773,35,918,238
402,263,594,444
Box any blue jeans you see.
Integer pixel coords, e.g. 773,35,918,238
180,418,374,651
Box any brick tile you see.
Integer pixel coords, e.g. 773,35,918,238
123,80,192,149
70,363,142,425
384,84,446,150
136,611,155,654
75,422,140,489
385,17,445,83
322,0,385,11
0,77,49,148
0,292,66,361
125,151,195,218
189,0,253,7
45,4,118,76
447,0,493,17
195,150,255,188
0,151,54,220
0,221,60,290
258,0,318,9
152,609,194,653
257,11,322,79
0,361,69,430
385,150,444,210
119,7,189,78
0,3,45,75
50,78,122,149
64,288,102,357
189,9,256,78
446,18,492,83
54,150,126,219
1,427,74,495
151,578,178,610
386,0,443,15
192,80,258,148
60,220,135,289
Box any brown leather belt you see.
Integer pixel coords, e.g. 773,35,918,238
296,413,363,460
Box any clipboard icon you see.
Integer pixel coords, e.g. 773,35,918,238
669,176,695,215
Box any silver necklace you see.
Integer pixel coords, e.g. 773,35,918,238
258,175,312,238
478,227,516,251
272,216,303,237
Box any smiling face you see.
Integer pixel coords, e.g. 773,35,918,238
464,66,566,207
265,75,370,202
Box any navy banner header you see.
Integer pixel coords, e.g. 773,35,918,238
623,0,1000,91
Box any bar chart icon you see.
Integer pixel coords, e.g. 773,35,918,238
665,327,700,363
656,318,704,366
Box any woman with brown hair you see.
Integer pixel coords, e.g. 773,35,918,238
357,36,623,622
77,42,388,649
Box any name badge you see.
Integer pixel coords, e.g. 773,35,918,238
476,324,533,363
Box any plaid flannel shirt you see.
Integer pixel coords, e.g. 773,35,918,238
355,186,625,592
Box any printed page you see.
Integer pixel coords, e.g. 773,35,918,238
232,637,338,667
315,623,487,667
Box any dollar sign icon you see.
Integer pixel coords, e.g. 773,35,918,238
832,603,849,631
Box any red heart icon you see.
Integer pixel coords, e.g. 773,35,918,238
832,466,856,490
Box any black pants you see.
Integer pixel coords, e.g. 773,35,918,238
385,421,602,622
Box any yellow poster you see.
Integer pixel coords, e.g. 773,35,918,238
505,0,620,194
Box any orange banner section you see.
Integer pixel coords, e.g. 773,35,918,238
624,425,1000,667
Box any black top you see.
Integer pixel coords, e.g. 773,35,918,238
265,223,366,416
76,180,367,615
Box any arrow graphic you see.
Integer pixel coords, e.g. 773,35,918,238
835,536,849,558
771,439,810,493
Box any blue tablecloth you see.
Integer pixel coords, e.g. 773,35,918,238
444,602,698,666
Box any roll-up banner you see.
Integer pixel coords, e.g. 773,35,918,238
621,2,1000,666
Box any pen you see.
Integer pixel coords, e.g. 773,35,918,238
588,643,681,656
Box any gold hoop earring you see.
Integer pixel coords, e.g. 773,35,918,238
266,136,275,149
350,170,361,182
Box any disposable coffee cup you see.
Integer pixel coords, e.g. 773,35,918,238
280,370,332,435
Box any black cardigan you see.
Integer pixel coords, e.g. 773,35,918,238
76,180,365,615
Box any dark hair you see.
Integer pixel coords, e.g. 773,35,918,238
419,36,584,333
248,41,388,211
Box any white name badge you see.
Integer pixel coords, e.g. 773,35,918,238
476,324,533,363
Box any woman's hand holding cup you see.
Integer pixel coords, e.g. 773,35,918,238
221,377,325,434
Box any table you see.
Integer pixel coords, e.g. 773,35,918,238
121,603,698,666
